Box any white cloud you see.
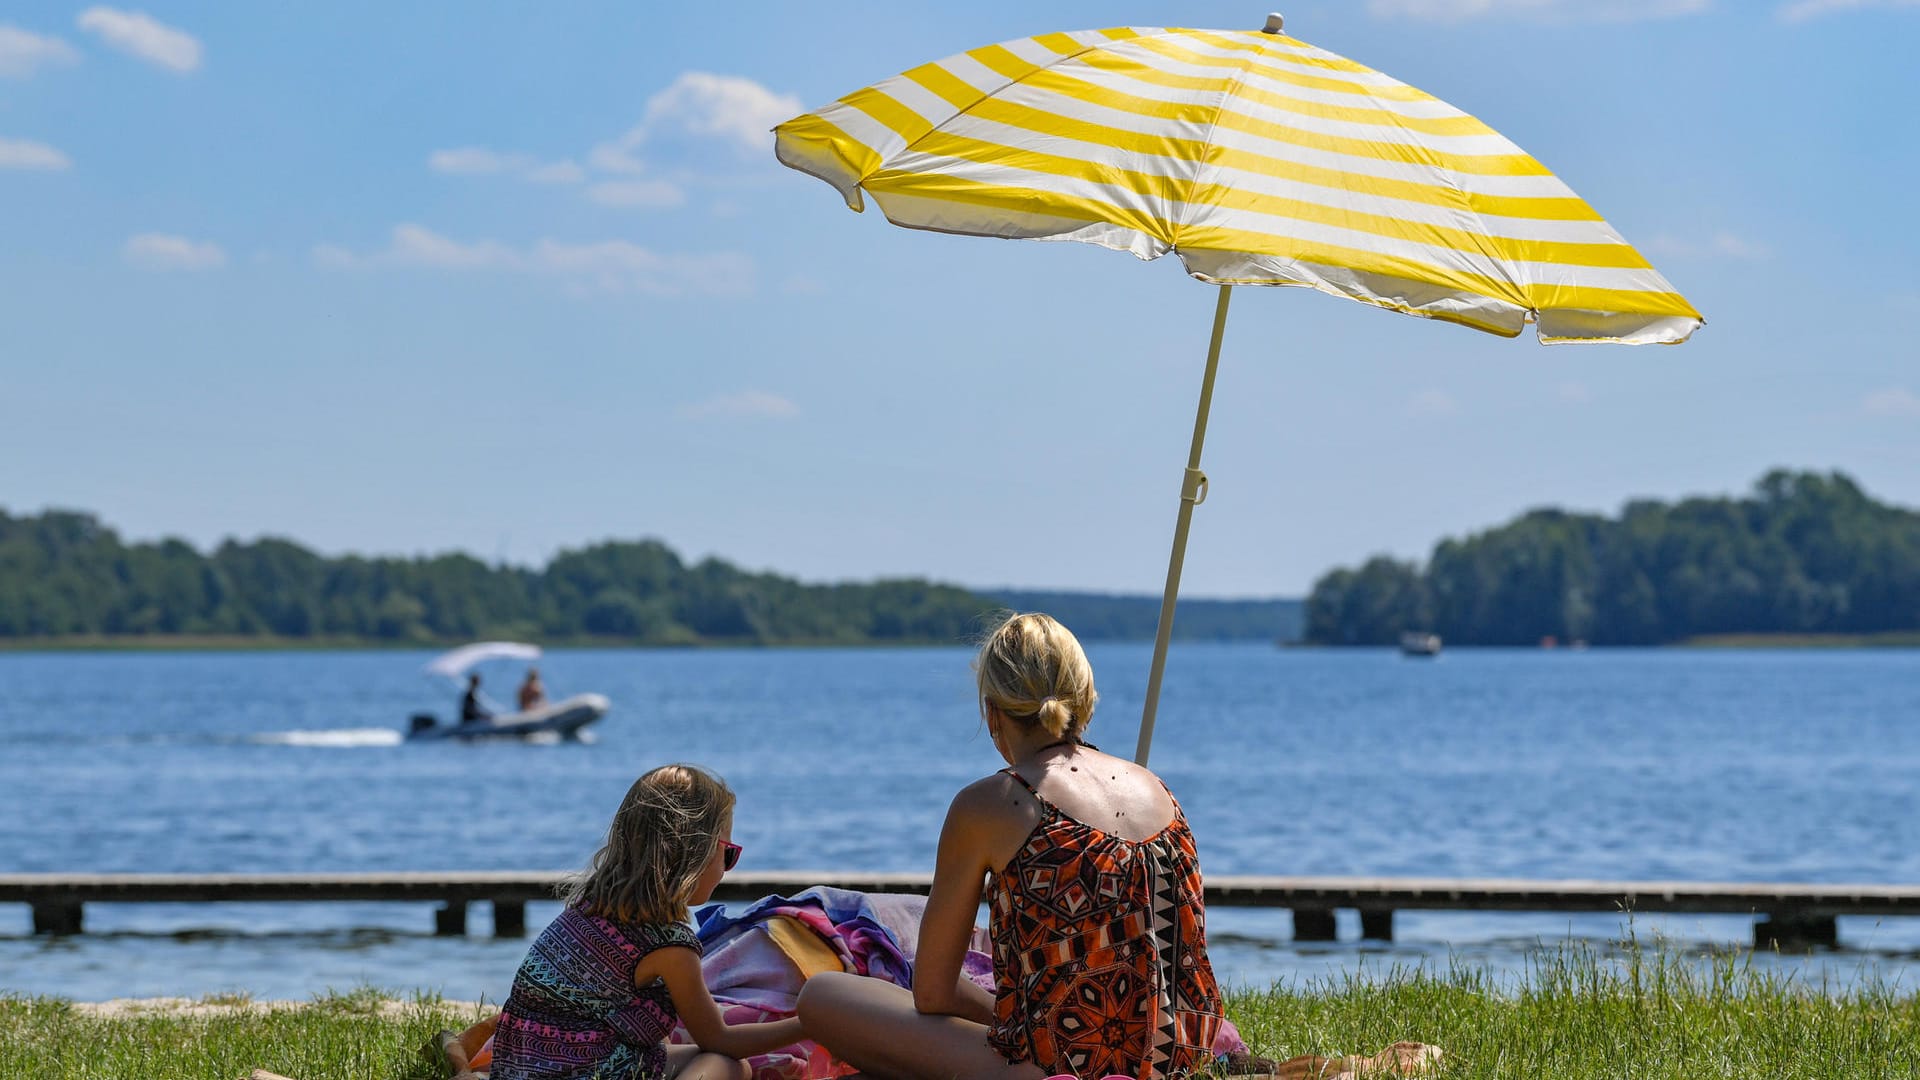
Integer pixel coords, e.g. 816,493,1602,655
590,72,802,174
1367,0,1710,20
124,232,226,270
428,147,584,187
1707,233,1769,259
0,24,79,78
678,390,799,420
643,72,804,154
1558,382,1592,404
76,7,201,73
1644,231,1771,260
526,160,584,185
428,73,795,212
1779,0,1920,21
428,147,535,175
314,224,754,297
0,135,71,170
1862,387,1920,418
1407,389,1459,416
587,179,685,208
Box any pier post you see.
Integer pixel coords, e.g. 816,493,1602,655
1292,907,1337,941
494,900,527,938
32,901,83,935
1754,913,1837,950
435,900,468,936
1359,908,1394,942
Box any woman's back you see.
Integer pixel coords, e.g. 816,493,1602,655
1005,744,1176,843
984,746,1222,1080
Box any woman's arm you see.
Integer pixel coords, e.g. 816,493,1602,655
649,945,806,1059
910,784,1000,1024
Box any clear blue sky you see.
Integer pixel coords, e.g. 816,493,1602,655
3,1,1916,597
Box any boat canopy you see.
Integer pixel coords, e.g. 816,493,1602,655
425,641,541,680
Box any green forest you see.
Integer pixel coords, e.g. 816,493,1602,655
0,510,1297,646
1305,469,1920,646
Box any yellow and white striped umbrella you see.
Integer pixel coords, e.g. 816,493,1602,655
774,16,1703,763
775,17,1701,344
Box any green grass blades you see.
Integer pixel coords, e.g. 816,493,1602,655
0,990,489,1080
5,944,1919,1080
1223,941,1919,1079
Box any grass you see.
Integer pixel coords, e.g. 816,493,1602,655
0,988,487,1080
5,942,1917,1079
1225,939,1919,1077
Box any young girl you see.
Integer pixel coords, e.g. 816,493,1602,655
487,763,802,1080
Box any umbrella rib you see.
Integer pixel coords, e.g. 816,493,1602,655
900,39,1116,161
1168,42,1259,259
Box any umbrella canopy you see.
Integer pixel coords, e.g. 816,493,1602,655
424,641,541,682
774,15,1701,762
776,17,1698,343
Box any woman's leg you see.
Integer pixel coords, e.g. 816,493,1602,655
796,972,1047,1080
664,1043,750,1080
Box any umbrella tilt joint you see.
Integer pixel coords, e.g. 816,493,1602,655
1181,469,1209,506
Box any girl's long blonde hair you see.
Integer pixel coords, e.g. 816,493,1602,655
975,612,1098,741
564,763,734,924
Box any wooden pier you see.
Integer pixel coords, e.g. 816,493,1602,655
6,871,1918,949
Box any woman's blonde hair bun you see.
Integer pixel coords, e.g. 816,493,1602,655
1035,696,1074,738
975,613,1097,740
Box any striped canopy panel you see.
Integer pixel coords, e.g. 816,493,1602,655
775,25,1701,344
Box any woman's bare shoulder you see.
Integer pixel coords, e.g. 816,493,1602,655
952,769,1032,813
947,771,1045,835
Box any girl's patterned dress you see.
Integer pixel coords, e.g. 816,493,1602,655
986,769,1224,1080
490,906,702,1080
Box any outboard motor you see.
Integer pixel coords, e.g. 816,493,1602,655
408,713,439,736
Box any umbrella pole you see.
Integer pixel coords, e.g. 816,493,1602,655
1135,283,1232,766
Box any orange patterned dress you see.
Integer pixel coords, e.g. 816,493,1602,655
985,768,1223,1080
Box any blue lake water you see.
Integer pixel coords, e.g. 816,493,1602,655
3,644,1918,1001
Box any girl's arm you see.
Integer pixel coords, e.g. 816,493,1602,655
910,782,1003,1024
649,945,806,1060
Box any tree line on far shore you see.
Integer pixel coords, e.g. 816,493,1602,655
1305,469,1920,646
0,511,988,645
0,510,1299,645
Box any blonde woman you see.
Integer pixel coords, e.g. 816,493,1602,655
798,613,1224,1080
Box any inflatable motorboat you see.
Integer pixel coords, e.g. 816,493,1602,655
406,641,611,741
408,692,611,741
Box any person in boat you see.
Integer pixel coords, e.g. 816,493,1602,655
794,612,1224,1080
517,667,546,712
460,673,491,725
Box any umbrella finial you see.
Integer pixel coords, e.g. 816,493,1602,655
1262,12,1285,33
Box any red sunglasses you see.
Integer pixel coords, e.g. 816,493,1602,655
719,841,742,872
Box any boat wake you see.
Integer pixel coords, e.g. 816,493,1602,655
250,728,404,748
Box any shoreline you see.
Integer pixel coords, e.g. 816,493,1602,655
6,633,1920,653
58,996,493,1020
0,635,981,654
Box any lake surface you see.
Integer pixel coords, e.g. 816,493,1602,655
3,644,1918,1001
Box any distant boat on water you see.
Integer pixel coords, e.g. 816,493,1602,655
1400,632,1442,657
405,641,611,741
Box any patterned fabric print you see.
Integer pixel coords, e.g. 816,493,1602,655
986,771,1223,1080
492,907,702,1080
